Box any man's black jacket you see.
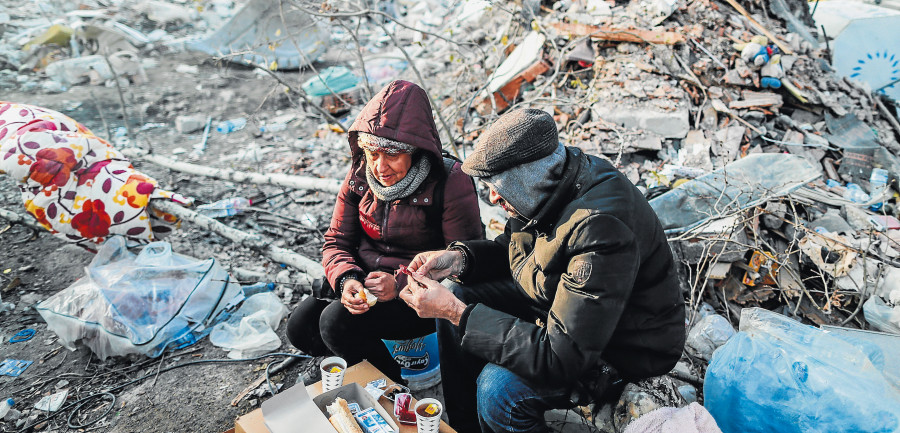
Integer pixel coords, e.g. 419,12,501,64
453,147,685,386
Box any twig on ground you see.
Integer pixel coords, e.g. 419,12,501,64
120,148,342,194
0,207,43,231
149,199,325,280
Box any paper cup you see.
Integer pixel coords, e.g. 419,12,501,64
319,356,347,392
414,398,443,433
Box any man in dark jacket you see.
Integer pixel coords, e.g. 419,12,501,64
400,109,685,433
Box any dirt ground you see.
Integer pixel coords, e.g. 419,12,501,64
0,50,357,433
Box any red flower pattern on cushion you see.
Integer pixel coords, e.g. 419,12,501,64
76,160,111,187
28,147,77,187
71,199,112,239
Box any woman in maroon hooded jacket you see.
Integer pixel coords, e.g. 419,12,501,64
286,80,482,382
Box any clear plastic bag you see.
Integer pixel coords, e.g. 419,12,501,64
685,314,735,361
209,292,287,359
704,308,900,433
36,237,241,359
864,296,900,335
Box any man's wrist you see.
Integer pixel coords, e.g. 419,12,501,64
447,244,470,281
447,299,468,326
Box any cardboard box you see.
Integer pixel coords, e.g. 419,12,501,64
234,361,456,433
260,382,398,433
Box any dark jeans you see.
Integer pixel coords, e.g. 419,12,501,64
285,295,435,383
438,279,577,433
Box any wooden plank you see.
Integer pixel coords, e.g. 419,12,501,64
728,92,783,109
550,22,685,45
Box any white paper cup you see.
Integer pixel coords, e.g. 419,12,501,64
414,398,443,433
319,356,347,392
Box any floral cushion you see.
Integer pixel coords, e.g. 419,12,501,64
0,102,191,245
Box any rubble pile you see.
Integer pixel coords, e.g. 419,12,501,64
3,0,900,431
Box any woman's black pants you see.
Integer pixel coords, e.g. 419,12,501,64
285,295,436,383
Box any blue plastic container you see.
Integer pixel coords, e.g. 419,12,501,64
382,332,441,389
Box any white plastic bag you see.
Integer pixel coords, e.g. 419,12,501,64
209,292,286,359
37,237,241,359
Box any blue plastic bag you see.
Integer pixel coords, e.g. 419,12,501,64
704,308,900,433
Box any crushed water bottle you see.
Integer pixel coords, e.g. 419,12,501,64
216,117,247,134
196,197,251,218
843,183,870,204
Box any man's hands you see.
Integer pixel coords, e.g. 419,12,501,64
364,271,397,301
340,279,370,314
398,272,468,326
407,250,464,281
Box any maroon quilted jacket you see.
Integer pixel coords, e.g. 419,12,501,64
322,80,483,292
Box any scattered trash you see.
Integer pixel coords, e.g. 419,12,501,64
216,117,247,134
209,292,286,359
8,329,35,343
0,398,14,419
197,197,252,218
649,154,821,233
0,359,33,377
36,237,242,359
188,0,328,70
34,389,68,412
685,314,735,361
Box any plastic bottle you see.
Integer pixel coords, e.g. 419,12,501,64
241,282,275,298
0,398,14,419
843,183,871,204
196,197,251,218
216,117,247,134
259,123,287,133
869,168,889,211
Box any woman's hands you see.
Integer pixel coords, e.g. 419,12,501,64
340,271,399,314
364,271,398,301
340,279,370,315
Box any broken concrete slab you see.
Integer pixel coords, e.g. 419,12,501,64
592,102,689,139
680,130,714,171
176,115,208,134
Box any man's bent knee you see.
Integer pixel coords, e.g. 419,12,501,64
475,364,551,433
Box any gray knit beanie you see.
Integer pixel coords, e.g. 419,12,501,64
462,109,559,177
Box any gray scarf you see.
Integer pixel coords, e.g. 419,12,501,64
366,155,432,202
